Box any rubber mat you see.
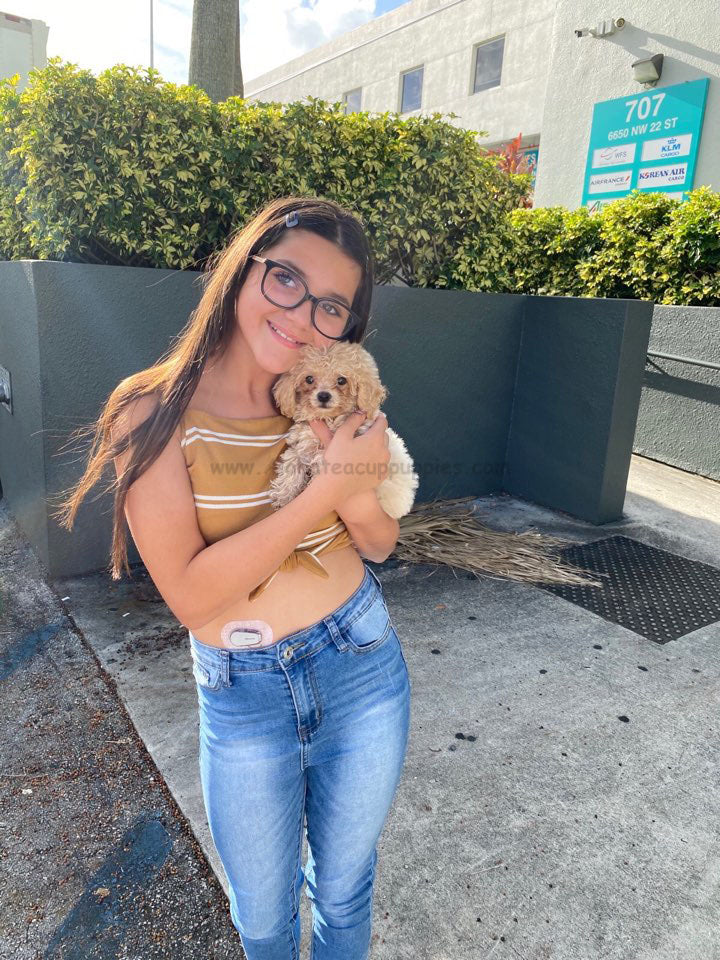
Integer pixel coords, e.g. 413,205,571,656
535,535,720,644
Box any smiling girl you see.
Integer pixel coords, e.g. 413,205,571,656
56,196,411,960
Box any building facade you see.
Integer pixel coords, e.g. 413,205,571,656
245,0,719,210
245,0,552,180
0,9,48,93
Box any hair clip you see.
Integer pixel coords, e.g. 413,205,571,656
285,210,299,228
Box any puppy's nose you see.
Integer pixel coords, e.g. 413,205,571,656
316,391,332,404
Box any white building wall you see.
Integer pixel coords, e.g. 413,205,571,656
534,0,720,207
0,10,48,92
244,0,555,151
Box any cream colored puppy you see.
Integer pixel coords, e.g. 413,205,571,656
269,342,418,518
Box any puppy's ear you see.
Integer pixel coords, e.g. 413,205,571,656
356,372,387,418
272,372,299,418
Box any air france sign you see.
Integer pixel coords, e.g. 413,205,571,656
581,78,709,210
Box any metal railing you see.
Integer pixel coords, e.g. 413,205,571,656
646,350,720,373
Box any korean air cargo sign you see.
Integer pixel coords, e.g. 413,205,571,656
581,78,709,210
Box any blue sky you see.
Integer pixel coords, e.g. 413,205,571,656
372,0,409,13
14,0,413,85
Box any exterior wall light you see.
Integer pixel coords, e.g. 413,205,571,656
631,53,664,86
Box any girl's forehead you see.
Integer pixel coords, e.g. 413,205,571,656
265,235,362,292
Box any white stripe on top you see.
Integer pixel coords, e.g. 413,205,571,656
195,491,272,510
181,426,290,449
297,521,345,548
194,491,273,502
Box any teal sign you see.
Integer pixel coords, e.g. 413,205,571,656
581,77,709,210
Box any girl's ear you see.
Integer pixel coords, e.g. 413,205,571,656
272,373,299,417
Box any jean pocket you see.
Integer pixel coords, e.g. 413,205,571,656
191,656,223,691
343,594,393,654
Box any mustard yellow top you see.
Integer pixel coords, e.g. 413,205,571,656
179,408,352,601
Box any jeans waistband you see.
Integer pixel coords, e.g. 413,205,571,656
189,562,386,673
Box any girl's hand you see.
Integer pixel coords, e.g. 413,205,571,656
308,411,390,503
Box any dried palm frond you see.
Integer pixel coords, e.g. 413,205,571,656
394,497,608,588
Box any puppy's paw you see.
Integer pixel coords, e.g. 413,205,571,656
269,461,313,509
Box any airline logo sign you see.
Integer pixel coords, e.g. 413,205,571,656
640,133,692,162
638,163,688,188
588,170,632,194
592,143,636,167
581,78,708,208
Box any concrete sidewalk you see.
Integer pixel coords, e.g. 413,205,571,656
2,452,719,959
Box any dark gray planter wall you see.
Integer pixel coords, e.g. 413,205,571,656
0,260,653,579
505,296,654,523
0,260,205,577
634,305,720,482
365,286,524,502
0,262,46,558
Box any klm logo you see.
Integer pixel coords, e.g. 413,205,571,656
660,139,682,156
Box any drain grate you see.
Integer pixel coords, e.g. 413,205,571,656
535,535,720,644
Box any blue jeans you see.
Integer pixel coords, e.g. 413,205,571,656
189,563,411,960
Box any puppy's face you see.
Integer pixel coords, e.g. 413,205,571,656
272,342,387,422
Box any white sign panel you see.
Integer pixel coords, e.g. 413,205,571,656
592,143,637,167
640,134,693,162
637,163,688,189
588,170,633,194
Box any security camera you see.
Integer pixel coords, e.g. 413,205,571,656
575,18,626,38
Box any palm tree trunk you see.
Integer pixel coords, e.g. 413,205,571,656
189,0,244,102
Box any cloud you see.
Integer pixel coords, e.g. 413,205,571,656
9,0,380,88
240,0,376,81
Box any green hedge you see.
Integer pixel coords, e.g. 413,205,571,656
3,59,719,306
0,58,528,286
489,187,720,306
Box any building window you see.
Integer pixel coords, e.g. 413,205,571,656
342,88,362,114
400,66,423,113
473,36,504,93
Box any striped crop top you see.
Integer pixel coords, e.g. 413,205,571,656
179,408,352,601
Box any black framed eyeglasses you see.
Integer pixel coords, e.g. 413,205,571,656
249,255,361,341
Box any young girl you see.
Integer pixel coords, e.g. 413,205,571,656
58,196,411,960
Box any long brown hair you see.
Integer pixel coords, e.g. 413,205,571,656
50,195,376,580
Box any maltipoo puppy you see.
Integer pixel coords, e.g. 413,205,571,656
269,342,419,519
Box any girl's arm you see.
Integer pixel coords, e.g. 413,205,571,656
336,490,400,563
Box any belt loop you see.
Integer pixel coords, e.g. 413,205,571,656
324,616,348,651
219,648,230,686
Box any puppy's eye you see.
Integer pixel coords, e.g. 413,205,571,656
305,375,314,385
337,376,347,386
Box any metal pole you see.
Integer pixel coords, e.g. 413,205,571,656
646,350,720,373
150,0,154,68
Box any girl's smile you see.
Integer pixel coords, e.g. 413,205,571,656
266,318,306,348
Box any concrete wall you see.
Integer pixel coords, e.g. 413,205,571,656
244,0,555,150
635,305,720,482
534,0,720,207
0,260,652,579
